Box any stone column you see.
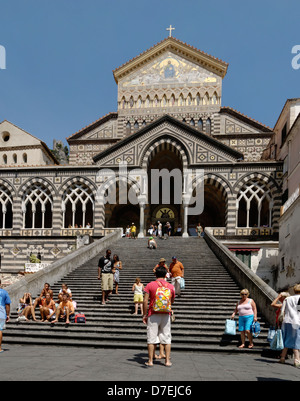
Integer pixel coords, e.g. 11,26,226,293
52,197,63,236
12,197,23,236
138,195,147,238
93,201,106,236
182,194,189,238
226,195,237,236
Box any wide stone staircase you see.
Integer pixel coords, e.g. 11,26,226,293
5,237,271,353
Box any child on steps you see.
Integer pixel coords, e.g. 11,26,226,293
132,278,144,315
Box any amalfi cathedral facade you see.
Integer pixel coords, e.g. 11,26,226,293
1,35,296,289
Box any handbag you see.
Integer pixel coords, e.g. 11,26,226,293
180,277,185,290
267,326,276,343
224,319,237,335
270,329,284,351
278,299,286,323
251,321,261,337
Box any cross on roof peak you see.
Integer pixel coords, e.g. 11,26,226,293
166,25,175,38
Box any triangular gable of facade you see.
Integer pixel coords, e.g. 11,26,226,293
67,112,118,142
93,114,243,168
113,37,229,84
219,107,273,135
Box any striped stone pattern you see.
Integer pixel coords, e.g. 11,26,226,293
0,238,77,273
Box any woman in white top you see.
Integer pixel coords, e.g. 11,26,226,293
279,284,300,368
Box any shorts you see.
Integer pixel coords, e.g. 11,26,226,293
134,294,143,303
282,323,300,349
101,273,114,291
0,319,6,331
58,313,75,322
238,315,254,332
147,314,171,345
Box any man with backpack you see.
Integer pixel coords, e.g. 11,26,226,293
142,266,175,367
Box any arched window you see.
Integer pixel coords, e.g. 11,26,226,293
134,121,139,131
13,153,17,164
121,97,126,109
162,95,167,107
154,95,159,107
126,121,131,135
212,92,218,105
196,93,201,106
3,154,7,165
203,93,209,105
0,185,13,229
145,96,151,108
170,94,175,106
237,180,273,228
190,118,195,127
206,118,211,134
129,97,134,108
22,183,53,229
179,94,184,106
23,153,27,163
197,119,203,131
187,94,192,106
137,97,142,108
62,182,94,229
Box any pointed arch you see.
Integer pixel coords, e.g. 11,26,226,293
22,183,53,229
62,181,95,229
178,94,184,106
203,92,209,105
206,118,211,134
212,92,218,105
236,179,273,228
187,93,192,106
197,118,203,131
0,184,13,229
170,94,175,106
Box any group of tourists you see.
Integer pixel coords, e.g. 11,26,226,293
148,221,173,238
125,223,137,239
0,248,299,370
0,279,80,352
97,247,185,367
230,285,300,369
16,282,76,325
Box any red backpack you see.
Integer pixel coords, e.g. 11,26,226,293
75,313,86,323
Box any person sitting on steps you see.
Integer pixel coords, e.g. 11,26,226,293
51,293,75,325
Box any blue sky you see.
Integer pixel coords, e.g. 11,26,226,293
0,0,299,148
